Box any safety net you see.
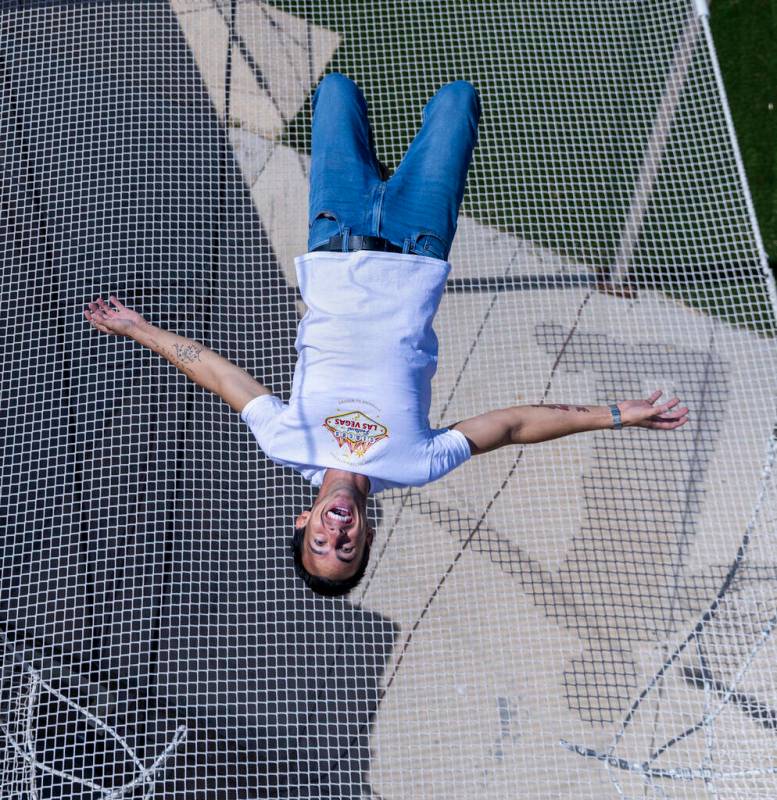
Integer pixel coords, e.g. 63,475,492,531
2,0,777,798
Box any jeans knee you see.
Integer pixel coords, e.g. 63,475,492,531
434,80,481,117
314,71,361,106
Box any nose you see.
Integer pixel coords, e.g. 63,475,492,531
324,517,347,532
333,528,352,546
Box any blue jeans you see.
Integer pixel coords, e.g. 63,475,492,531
307,73,481,260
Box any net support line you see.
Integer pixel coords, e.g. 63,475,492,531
560,430,777,793
559,739,777,784
0,635,187,799
560,599,777,785
610,2,705,290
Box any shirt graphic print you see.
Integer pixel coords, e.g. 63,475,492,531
323,408,389,459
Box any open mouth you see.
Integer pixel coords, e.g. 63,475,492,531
325,505,353,524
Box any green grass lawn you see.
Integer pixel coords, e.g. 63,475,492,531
269,0,776,333
711,0,777,266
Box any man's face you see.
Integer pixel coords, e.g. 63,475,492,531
296,489,374,581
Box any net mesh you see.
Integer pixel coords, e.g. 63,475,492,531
2,0,777,797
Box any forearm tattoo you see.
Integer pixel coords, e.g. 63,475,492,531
530,404,589,413
173,343,203,365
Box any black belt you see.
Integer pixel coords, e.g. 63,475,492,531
312,234,403,254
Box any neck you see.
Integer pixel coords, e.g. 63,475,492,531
319,468,371,498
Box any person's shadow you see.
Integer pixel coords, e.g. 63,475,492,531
0,2,397,797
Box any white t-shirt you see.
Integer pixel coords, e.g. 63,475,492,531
241,250,472,493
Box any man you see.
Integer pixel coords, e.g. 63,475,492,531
85,73,689,597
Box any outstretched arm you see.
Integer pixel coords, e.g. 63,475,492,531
84,296,270,413
451,391,689,456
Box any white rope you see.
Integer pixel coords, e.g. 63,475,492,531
2,718,188,799
562,432,777,792
560,739,777,783
610,6,703,289
24,672,40,800
1,660,187,798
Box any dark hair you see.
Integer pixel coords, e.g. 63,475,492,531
290,525,371,597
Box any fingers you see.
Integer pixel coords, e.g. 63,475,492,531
84,308,112,335
655,397,680,415
630,392,689,430
652,411,688,424
648,415,689,430
89,300,110,321
640,395,682,418
96,297,116,315
84,296,121,334
86,301,104,322
650,405,688,422
644,409,689,429
646,390,679,410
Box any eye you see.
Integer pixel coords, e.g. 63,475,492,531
314,539,326,547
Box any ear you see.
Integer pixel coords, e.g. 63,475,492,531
295,510,311,529
366,526,376,546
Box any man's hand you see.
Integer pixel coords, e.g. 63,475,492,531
84,296,147,337
618,391,688,430
83,295,270,413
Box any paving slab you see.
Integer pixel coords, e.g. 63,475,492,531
358,280,777,798
171,0,338,137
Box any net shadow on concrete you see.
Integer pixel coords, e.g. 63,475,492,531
1,2,394,797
